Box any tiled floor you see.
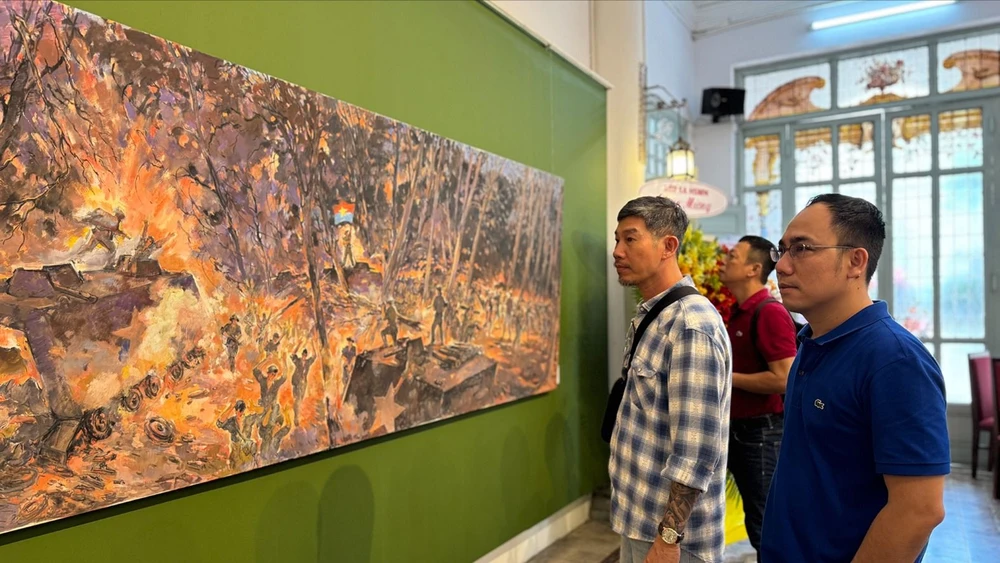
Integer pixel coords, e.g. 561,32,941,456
529,464,1000,563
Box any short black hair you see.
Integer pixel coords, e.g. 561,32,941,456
807,193,885,283
739,235,777,284
617,196,689,240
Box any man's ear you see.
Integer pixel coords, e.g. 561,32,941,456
848,247,869,280
662,235,680,259
749,262,761,280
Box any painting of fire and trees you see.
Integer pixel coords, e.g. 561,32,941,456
0,1,563,534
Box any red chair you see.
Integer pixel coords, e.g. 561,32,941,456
993,358,1000,500
968,352,996,478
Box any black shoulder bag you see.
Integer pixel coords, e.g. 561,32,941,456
601,285,701,443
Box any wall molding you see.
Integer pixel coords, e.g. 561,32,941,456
475,495,593,563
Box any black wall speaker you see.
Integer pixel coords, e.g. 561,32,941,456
701,88,745,123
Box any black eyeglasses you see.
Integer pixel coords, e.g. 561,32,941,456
770,243,857,262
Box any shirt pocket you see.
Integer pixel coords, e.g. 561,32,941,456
627,361,658,412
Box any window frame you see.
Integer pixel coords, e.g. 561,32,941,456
735,25,1000,405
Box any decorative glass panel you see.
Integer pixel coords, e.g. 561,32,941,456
939,173,985,339
938,32,1000,93
868,270,879,302
645,107,681,180
940,343,986,404
839,181,877,205
744,189,783,242
795,127,832,183
795,185,829,214
830,179,883,299
838,122,875,179
891,115,932,174
838,180,880,300
744,63,831,121
838,47,930,108
892,177,934,338
744,134,781,187
939,108,983,170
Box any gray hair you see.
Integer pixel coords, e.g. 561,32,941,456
617,196,689,239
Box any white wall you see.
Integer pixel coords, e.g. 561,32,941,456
692,0,1000,200
489,0,594,69
595,0,647,386
600,0,700,382
645,0,697,110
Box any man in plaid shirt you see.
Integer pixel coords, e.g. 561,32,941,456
610,197,732,563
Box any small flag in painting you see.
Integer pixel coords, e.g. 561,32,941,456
334,202,355,225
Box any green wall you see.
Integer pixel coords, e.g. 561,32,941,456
0,1,609,562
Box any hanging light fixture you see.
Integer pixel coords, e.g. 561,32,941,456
640,80,728,220
666,137,696,181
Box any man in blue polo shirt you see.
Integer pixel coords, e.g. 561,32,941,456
760,194,949,562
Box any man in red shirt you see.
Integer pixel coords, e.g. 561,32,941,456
719,235,798,562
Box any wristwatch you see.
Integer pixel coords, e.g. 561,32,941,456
657,521,684,544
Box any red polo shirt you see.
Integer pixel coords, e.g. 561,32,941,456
728,288,799,420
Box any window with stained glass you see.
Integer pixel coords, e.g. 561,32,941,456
891,114,932,174
939,108,983,169
938,31,1000,94
743,63,831,122
737,29,998,405
838,122,876,179
744,134,781,187
743,189,783,243
794,128,832,183
838,47,930,108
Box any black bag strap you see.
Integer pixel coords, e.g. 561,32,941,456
622,285,701,379
749,298,779,351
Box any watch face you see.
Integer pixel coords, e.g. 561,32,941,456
660,526,680,544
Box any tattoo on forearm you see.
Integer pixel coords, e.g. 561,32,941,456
662,482,700,533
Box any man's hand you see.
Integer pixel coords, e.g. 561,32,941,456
644,539,680,563
732,357,794,394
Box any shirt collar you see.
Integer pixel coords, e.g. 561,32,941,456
637,275,696,314
804,301,891,346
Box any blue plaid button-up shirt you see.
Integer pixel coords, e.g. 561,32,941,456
609,276,732,563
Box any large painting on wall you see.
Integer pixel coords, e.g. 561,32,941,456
0,1,563,534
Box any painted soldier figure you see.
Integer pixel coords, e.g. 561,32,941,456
221,315,242,371
431,288,448,344
342,227,357,270
342,337,357,386
264,332,282,356
79,208,126,270
290,348,315,427
381,299,400,347
253,364,289,457
216,400,259,471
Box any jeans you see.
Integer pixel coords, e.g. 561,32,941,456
727,413,783,563
620,536,706,563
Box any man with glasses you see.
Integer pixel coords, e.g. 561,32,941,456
760,194,949,563
718,236,798,562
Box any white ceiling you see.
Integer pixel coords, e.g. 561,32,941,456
689,0,840,37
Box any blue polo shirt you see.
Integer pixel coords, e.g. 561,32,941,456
760,301,950,563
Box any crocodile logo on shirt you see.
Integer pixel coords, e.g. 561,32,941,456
814,399,825,410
